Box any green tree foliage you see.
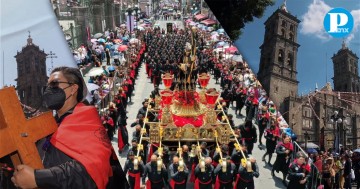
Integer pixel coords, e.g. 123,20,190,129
205,0,275,40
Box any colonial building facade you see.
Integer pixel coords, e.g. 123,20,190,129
258,4,360,150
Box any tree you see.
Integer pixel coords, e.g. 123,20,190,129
205,0,275,40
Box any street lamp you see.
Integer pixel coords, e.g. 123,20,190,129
190,4,197,16
330,111,342,153
133,4,141,27
126,5,134,32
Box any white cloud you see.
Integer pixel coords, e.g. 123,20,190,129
300,0,332,40
345,9,360,43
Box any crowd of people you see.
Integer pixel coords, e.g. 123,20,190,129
95,15,307,189
69,7,359,189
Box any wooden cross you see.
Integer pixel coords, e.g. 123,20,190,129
0,87,57,169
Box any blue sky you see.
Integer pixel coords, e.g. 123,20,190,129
235,0,360,95
0,0,76,87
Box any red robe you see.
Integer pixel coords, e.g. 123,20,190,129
194,178,212,189
170,179,186,189
118,127,125,150
189,163,196,182
128,171,141,189
50,103,112,189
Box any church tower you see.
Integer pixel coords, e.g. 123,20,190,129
15,33,48,109
257,2,300,112
331,41,360,93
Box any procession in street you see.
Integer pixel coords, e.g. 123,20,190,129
1,0,359,189
70,1,318,188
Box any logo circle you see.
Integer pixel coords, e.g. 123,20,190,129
323,8,354,38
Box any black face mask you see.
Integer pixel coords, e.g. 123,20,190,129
42,87,67,110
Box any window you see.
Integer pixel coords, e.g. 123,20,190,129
282,20,287,27
289,33,294,41
278,49,284,62
275,86,279,93
303,107,312,118
302,119,312,128
287,53,293,66
281,29,286,38
290,25,294,31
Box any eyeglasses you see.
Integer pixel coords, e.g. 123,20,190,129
42,81,74,94
46,81,74,88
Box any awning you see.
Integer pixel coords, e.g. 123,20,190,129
194,14,207,21
200,18,217,26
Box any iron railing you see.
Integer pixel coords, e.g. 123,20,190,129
292,141,322,189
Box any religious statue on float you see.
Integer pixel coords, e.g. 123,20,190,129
177,27,198,91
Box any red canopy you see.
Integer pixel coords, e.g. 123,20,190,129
194,14,208,21
200,19,217,26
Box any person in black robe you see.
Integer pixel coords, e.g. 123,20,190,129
142,154,169,189
262,124,279,166
124,151,145,189
234,157,259,189
287,152,310,189
194,157,215,189
235,86,246,116
272,135,293,186
214,157,237,189
244,93,258,121
239,120,257,155
169,156,189,189
257,104,269,146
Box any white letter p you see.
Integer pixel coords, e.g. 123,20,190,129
328,13,348,33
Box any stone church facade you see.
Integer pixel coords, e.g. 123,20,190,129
257,4,360,150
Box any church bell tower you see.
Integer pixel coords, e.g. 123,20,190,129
257,2,300,112
332,41,360,93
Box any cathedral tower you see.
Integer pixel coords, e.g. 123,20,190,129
257,2,300,112
15,33,48,109
332,41,360,93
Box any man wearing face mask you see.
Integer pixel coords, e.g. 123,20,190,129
194,157,215,189
234,156,259,189
124,151,145,189
214,156,237,189
11,67,120,189
142,155,168,189
169,156,189,189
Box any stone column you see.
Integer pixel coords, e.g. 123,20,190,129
114,3,121,26
104,0,115,30
92,3,104,33
72,6,89,44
